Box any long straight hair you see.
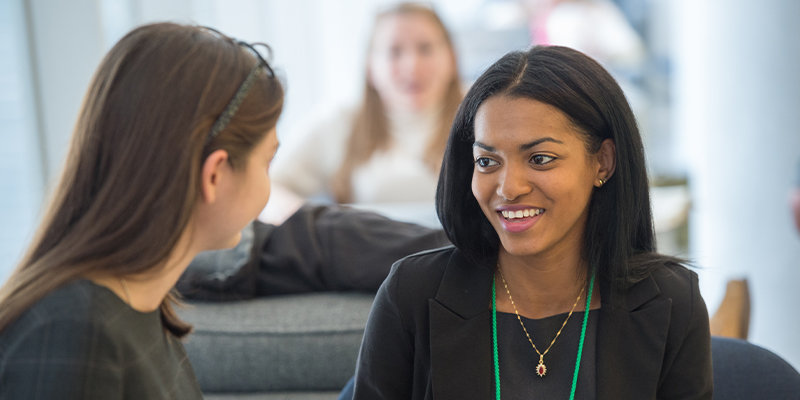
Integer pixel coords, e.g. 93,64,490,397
331,2,462,203
0,23,284,336
437,46,672,293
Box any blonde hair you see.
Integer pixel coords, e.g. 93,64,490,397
331,2,462,203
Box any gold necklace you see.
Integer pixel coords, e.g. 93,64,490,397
497,267,585,377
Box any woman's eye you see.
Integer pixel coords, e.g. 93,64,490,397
531,154,555,165
475,157,498,168
418,43,433,56
390,46,402,59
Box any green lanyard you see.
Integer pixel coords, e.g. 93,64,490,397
492,269,596,400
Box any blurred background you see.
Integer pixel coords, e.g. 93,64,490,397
1,0,799,369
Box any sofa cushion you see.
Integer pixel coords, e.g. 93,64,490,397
204,392,340,400
178,292,374,393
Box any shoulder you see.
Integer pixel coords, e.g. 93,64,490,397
381,246,491,329
0,281,123,373
648,260,697,290
627,262,713,397
631,261,708,340
386,246,459,297
649,262,702,314
620,259,700,308
2,280,101,338
377,246,459,324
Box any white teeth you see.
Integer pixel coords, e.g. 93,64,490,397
501,208,543,220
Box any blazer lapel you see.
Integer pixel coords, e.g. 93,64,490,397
429,251,496,399
596,274,672,400
427,251,674,399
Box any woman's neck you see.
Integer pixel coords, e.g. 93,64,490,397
386,101,441,118
495,247,600,319
90,230,199,313
386,103,441,131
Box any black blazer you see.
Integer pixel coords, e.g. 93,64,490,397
353,246,713,399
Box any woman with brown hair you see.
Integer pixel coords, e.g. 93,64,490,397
0,23,283,399
269,2,462,206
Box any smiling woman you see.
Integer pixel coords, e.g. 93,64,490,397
268,2,462,206
352,46,713,400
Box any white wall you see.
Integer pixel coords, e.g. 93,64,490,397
93,0,382,142
27,0,106,183
672,0,800,369
0,0,46,281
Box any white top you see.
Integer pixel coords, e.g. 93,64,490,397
271,106,441,204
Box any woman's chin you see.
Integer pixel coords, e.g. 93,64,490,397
208,232,242,251
499,240,545,259
388,94,437,113
226,232,243,248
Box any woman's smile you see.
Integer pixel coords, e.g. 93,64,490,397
496,206,546,233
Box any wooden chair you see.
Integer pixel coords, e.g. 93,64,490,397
709,279,750,339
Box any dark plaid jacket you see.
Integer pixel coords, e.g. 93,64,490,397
0,280,203,400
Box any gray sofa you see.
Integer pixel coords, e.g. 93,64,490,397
179,293,372,399
174,205,448,399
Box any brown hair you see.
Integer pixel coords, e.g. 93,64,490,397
0,23,284,337
330,2,462,203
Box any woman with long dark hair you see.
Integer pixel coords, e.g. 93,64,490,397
352,46,712,399
0,23,283,398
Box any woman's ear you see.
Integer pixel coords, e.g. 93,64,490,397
595,139,616,187
200,149,230,204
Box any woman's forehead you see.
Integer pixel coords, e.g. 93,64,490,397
372,13,446,46
474,96,580,145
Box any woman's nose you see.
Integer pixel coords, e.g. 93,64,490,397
398,51,423,78
496,166,532,201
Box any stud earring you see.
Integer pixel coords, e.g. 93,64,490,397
598,178,605,187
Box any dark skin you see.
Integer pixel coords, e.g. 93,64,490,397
471,96,614,319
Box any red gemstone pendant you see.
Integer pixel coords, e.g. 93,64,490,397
536,361,547,377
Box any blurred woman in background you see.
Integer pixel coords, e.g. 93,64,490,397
0,23,283,399
269,2,462,209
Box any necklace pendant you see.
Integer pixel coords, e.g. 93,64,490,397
536,360,547,377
